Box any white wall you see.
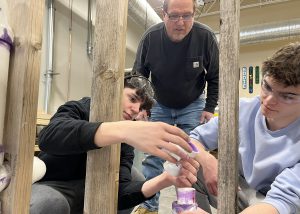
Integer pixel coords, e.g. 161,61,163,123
199,0,300,98
38,0,300,114
38,1,146,114
238,39,299,98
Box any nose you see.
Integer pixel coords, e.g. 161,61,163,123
264,93,278,105
131,102,140,114
176,18,184,25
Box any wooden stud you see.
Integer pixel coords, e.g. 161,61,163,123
0,0,45,213
218,0,240,213
84,0,129,213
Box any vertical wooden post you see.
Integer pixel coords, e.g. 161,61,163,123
218,0,240,213
84,0,128,213
0,0,45,213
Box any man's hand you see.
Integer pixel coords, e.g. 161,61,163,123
141,157,199,198
200,111,214,124
95,121,192,163
191,139,218,196
134,110,149,121
201,153,218,196
167,157,200,187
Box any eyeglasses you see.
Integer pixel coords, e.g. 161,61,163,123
261,79,300,104
125,74,155,99
164,11,194,22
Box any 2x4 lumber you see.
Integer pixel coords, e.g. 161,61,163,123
0,0,45,213
84,0,129,213
218,0,240,213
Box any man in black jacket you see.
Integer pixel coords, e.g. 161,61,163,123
30,75,199,214
132,0,219,212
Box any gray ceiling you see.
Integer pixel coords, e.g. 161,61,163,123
146,0,294,21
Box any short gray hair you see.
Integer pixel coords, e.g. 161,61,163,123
163,0,196,12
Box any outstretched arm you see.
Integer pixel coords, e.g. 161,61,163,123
191,139,218,196
118,151,200,210
141,156,200,198
240,203,278,214
94,121,192,163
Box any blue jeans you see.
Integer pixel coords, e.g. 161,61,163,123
140,94,206,211
30,167,143,214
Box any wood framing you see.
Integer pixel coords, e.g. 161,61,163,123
84,0,129,213
0,0,45,213
35,112,51,152
218,0,240,213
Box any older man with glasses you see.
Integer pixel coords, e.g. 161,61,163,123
190,42,300,214
132,0,219,213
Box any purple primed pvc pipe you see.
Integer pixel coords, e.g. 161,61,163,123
0,28,13,52
172,188,198,213
172,201,197,213
177,188,196,204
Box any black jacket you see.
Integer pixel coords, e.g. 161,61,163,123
133,22,219,112
38,97,150,209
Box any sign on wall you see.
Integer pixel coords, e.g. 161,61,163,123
242,67,247,89
249,66,253,94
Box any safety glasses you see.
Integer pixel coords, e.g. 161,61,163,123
261,79,300,104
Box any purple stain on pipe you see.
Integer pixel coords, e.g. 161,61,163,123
172,188,198,213
0,28,13,51
172,201,197,213
177,188,196,204
0,145,4,153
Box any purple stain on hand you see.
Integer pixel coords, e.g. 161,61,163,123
188,142,199,153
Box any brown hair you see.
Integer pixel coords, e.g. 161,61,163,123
262,42,300,87
163,0,196,13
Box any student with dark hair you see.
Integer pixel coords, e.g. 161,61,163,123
30,75,199,214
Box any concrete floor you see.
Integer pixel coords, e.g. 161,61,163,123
158,185,176,213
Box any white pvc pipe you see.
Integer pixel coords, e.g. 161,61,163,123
44,0,55,113
0,0,13,192
0,0,14,154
